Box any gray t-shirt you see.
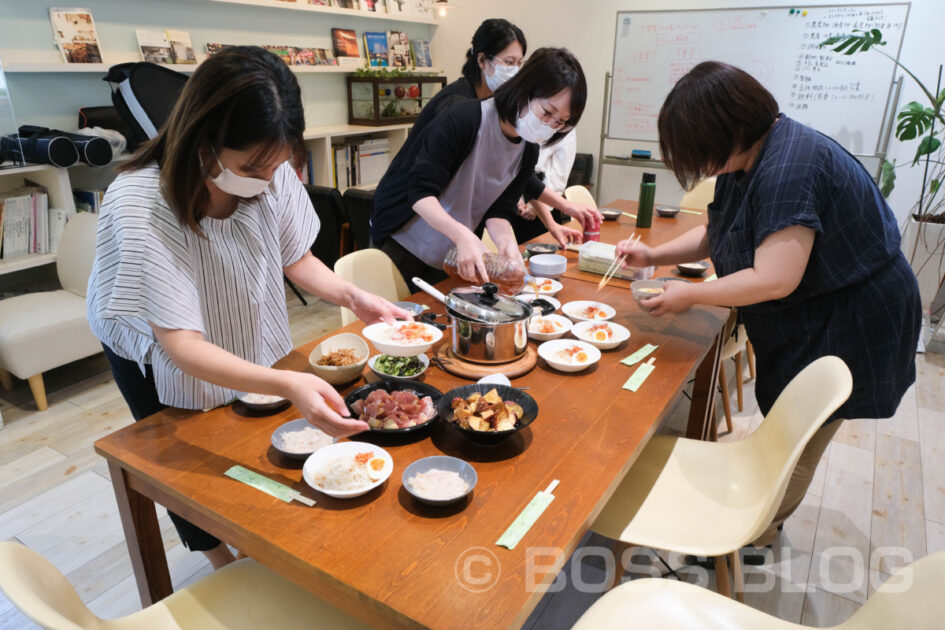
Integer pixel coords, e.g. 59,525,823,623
393,98,524,267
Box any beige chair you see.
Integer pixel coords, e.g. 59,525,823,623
592,356,852,600
333,248,411,326
717,313,756,434
0,212,101,411
0,541,370,630
680,176,717,210
574,551,945,630
564,184,598,210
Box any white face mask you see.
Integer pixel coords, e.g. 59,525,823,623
210,154,271,198
516,101,557,145
484,60,518,92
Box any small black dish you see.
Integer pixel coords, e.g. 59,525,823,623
676,261,711,277
656,205,681,218
436,384,538,447
345,381,444,434
525,242,560,256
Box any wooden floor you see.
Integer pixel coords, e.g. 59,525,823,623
0,290,942,628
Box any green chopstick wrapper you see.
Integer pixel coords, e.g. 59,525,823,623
621,343,658,366
496,480,559,550
225,465,314,506
623,358,656,392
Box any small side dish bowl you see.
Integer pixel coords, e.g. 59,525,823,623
631,280,667,313
515,293,561,314
525,242,559,256
368,353,430,382
571,320,631,350
362,321,443,357
600,208,622,221
537,339,602,373
526,313,573,341
308,333,369,385
402,456,477,506
302,442,393,499
236,393,290,413
521,276,564,297
561,300,617,322
676,261,711,277
271,418,337,461
528,254,568,278
656,205,681,218
393,301,426,319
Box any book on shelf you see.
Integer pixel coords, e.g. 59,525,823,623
359,0,386,12
206,42,233,57
308,0,331,5
165,30,197,64
410,39,432,68
73,188,104,213
387,31,411,68
136,29,174,65
363,32,389,67
0,184,52,260
332,28,363,68
387,0,432,18
331,137,391,189
49,8,103,64
47,207,73,255
333,0,355,8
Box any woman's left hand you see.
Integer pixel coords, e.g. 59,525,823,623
562,201,603,231
548,222,582,248
347,289,413,325
641,281,695,317
498,242,527,274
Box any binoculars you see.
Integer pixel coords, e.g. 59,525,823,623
1,125,113,168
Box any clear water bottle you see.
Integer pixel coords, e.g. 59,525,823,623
442,248,526,295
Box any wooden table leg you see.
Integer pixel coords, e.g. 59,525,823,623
687,328,724,441
107,461,172,606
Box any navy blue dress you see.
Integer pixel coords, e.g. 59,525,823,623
708,116,921,422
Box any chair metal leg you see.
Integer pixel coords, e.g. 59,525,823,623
284,275,307,306
746,340,756,380
713,555,732,598
27,374,48,411
730,551,745,603
0,369,12,391
734,352,744,412
718,362,733,433
610,540,634,589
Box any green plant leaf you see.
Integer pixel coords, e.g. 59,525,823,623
819,29,885,54
913,135,942,165
931,179,941,196
897,101,935,141
880,159,897,197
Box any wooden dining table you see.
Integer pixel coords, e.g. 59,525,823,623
94,199,728,629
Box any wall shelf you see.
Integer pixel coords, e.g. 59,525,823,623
206,0,439,24
0,254,57,276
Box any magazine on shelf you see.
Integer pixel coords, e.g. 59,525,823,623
333,0,355,8
363,32,389,67
410,39,432,68
332,28,362,68
165,30,197,64
308,0,331,5
206,42,234,57
359,0,385,12
387,0,432,18
136,29,174,64
387,31,411,68
49,8,103,63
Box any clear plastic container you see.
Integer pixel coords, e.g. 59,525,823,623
442,248,526,295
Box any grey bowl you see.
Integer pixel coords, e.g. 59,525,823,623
271,418,337,460
656,205,681,218
676,261,710,277
402,456,477,506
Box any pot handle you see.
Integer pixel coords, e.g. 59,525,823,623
420,312,449,331
412,277,449,307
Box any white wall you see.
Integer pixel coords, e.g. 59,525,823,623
431,0,939,222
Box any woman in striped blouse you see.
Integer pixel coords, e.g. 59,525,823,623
87,46,409,567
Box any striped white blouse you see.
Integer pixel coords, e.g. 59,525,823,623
87,161,319,410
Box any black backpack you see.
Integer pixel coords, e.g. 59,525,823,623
104,62,188,151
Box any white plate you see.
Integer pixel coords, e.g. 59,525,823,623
537,339,602,373
520,277,564,297
561,300,617,322
526,313,573,341
368,353,429,382
362,322,443,357
571,320,631,350
477,373,512,387
302,442,394,499
515,293,561,313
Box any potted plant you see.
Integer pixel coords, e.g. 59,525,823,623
821,30,945,313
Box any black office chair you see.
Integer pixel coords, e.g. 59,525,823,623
341,188,374,251
281,185,346,306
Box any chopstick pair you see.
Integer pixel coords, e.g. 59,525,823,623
597,233,642,291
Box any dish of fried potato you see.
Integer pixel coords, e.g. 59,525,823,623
449,388,525,433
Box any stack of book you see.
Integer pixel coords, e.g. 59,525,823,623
331,137,391,189
0,184,73,259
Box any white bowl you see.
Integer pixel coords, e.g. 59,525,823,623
528,254,568,278
308,333,369,385
515,293,561,313
676,261,710,277
271,418,337,460
520,276,564,297
631,280,666,313
368,353,430,382
302,441,393,499
561,300,617,322
571,320,631,350
537,339,601,373
237,393,289,412
526,314,573,341
362,322,443,357
477,373,512,387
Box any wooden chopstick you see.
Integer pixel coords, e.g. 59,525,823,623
597,234,641,291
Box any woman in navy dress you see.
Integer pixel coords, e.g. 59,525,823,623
617,61,921,546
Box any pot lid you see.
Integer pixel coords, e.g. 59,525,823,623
448,283,531,323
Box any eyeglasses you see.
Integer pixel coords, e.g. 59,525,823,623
531,99,573,132
489,55,524,69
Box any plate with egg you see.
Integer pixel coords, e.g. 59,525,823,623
571,320,631,350
537,339,602,373
526,313,572,341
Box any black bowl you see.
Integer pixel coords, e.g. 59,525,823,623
345,381,444,434
656,205,681,218
526,242,560,256
437,384,539,446
676,261,710,277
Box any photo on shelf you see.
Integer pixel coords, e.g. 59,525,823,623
165,29,197,64
410,39,432,68
359,0,386,12
136,29,173,65
363,31,389,67
387,30,411,68
387,0,432,18
49,8,103,64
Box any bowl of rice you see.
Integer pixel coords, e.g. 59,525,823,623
308,333,369,385
402,456,477,506
302,441,393,499
271,418,337,460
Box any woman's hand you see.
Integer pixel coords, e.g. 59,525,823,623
641,281,695,317
282,371,369,437
497,241,527,274
616,237,654,269
455,230,491,283
548,222,582,248
347,289,413,325
562,201,603,231
517,199,538,220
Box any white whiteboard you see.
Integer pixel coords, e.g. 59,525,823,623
608,4,909,155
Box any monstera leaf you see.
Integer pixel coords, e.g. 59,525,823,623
897,101,936,141
820,29,885,54
879,159,897,198
913,134,942,166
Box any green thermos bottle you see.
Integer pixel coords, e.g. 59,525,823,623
636,172,656,229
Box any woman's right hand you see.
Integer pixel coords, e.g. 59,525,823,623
455,230,490,284
616,237,654,269
282,371,368,437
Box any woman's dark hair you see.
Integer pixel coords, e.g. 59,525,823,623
493,47,587,146
658,61,778,190
121,45,305,234
461,18,527,85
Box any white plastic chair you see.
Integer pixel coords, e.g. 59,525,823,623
574,551,945,630
591,356,852,600
680,176,717,211
0,541,370,630
716,313,755,434
564,184,598,210
333,248,410,326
